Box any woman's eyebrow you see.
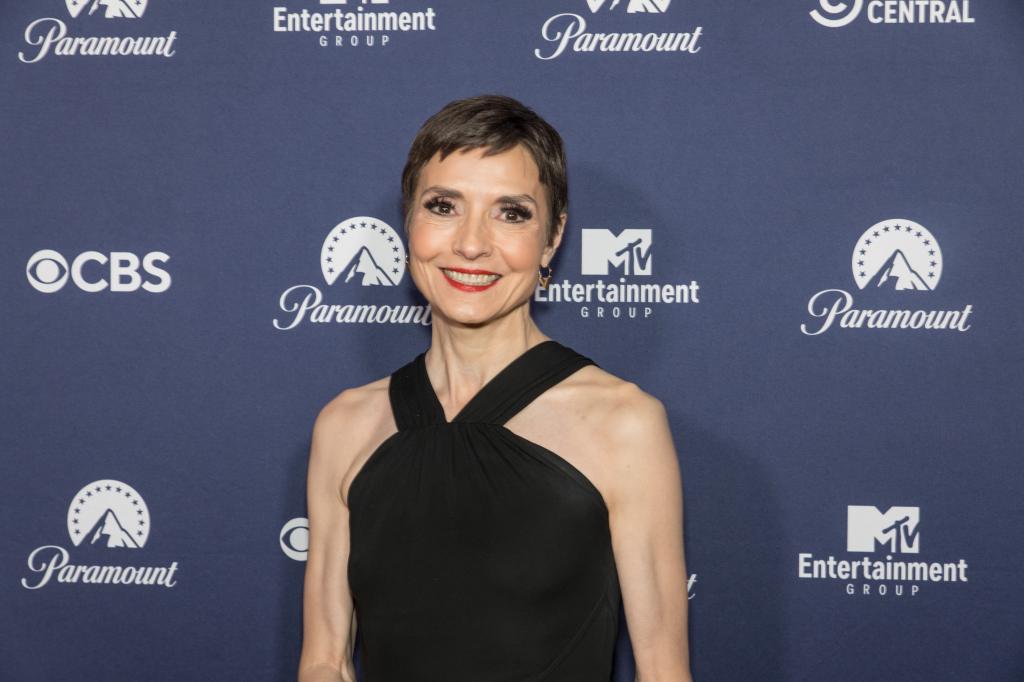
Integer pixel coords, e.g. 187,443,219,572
420,185,462,199
420,187,537,207
497,194,537,206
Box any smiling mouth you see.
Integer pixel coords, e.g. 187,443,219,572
440,268,502,286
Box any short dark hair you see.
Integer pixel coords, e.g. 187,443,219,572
401,94,567,247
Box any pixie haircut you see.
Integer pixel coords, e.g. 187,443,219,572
400,94,568,247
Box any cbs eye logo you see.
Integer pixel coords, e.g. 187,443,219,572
279,517,309,561
26,249,171,293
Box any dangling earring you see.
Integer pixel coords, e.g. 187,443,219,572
405,254,409,264
538,264,553,289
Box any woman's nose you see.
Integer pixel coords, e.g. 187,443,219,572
452,211,491,259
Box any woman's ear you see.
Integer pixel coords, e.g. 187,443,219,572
543,212,567,265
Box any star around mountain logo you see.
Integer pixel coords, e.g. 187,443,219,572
852,219,941,291
273,215,431,330
800,218,973,336
66,0,148,19
20,479,180,590
67,480,150,548
586,0,671,13
321,216,405,287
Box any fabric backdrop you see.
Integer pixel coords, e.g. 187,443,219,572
3,0,1022,680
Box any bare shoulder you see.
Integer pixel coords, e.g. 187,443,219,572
316,375,391,433
311,374,396,507
561,364,677,507
560,363,667,433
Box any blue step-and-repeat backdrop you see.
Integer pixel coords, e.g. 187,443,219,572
3,1,1022,680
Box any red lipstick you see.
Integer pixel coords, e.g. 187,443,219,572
440,267,502,292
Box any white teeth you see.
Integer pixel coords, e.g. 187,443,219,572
442,269,501,285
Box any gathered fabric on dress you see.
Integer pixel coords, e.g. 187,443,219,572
347,340,621,681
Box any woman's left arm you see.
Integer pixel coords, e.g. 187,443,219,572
604,385,693,682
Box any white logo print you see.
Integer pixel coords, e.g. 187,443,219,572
809,0,975,27
68,479,150,548
847,505,920,554
273,0,438,50
536,226,700,319
26,249,69,293
535,0,702,60
586,0,671,13
809,0,863,27
66,0,149,19
273,215,429,330
852,219,942,291
280,517,309,561
19,0,176,63
321,216,406,286
797,504,967,595
582,229,653,276
800,218,972,335
25,249,172,293
21,479,179,590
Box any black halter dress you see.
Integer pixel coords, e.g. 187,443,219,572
347,340,621,681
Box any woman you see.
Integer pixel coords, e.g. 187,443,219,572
298,95,692,682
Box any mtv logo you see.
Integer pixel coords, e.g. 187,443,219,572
581,228,653,276
847,505,920,554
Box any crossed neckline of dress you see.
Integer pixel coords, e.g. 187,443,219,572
416,339,559,425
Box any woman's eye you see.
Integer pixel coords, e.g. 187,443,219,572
501,206,532,223
425,198,455,215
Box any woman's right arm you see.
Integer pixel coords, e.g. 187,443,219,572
297,395,360,682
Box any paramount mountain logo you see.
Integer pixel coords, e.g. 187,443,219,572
800,218,974,335
274,216,431,330
851,219,941,291
586,0,671,13
18,0,177,63
798,505,968,597
863,250,929,290
535,0,702,60
535,227,700,320
79,508,142,547
64,480,151,550
20,479,179,589
66,0,149,19
320,217,404,287
809,0,975,28
66,480,150,548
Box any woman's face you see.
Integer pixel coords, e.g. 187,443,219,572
407,144,563,326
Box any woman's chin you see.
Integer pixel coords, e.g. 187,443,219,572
431,301,502,327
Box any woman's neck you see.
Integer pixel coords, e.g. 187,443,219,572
425,312,550,414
